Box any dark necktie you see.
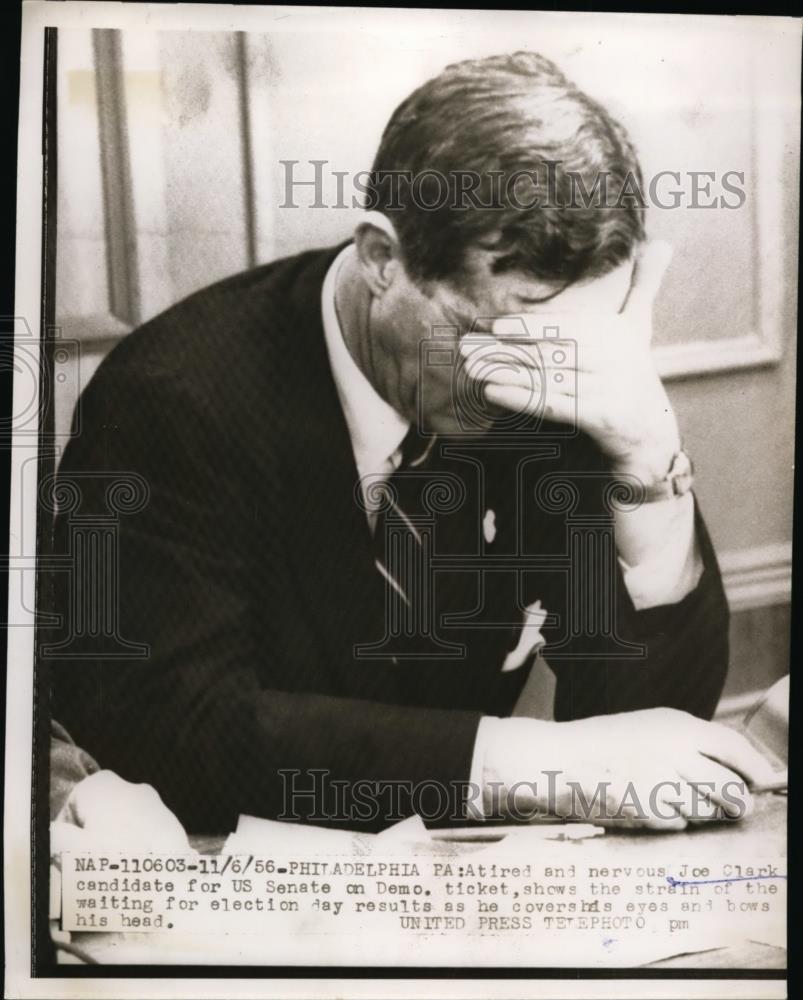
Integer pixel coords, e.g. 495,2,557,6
372,427,437,648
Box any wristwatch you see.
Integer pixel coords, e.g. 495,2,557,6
642,448,694,503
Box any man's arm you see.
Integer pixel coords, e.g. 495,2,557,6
470,240,730,719
551,491,729,721
465,422,740,826
48,363,481,833
490,417,730,722
468,486,768,828
616,491,702,610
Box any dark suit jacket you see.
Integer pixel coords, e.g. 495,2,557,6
48,244,730,832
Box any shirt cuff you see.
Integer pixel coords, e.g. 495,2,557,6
467,716,502,821
618,492,704,610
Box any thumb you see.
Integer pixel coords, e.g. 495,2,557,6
623,240,673,320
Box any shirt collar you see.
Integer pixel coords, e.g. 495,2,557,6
321,244,410,477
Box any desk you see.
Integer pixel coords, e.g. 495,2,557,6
54,793,786,969
589,792,787,969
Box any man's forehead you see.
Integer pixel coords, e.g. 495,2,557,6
453,245,636,316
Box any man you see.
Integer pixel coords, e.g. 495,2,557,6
49,51,770,834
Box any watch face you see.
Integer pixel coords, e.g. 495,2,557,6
642,451,693,503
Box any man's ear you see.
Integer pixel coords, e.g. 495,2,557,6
353,211,405,296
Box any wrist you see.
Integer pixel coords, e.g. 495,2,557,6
480,717,557,818
611,439,680,484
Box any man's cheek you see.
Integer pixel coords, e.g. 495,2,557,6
430,374,500,433
429,372,459,423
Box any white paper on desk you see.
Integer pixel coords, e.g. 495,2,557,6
223,813,429,857
375,814,429,842
480,823,606,846
224,815,371,856
224,814,602,856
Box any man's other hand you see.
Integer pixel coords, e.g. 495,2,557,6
479,709,777,831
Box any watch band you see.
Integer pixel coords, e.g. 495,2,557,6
641,448,694,503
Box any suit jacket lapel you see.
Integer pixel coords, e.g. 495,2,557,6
276,246,388,676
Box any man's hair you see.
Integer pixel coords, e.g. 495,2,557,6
366,51,645,288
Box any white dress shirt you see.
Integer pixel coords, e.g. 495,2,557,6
321,244,703,813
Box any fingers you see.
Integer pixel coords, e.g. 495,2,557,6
461,336,605,373
675,754,753,820
472,362,609,402
551,757,689,832
591,771,745,832
695,721,778,790
554,744,752,832
460,336,564,368
622,240,673,320
648,780,692,830
492,315,565,340
490,314,599,347
459,338,583,424
468,320,637,371
471,363,562,395
592,774,688,832
483,382,581,429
